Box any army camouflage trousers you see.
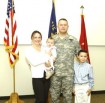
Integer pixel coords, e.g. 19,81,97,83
50,75,74,103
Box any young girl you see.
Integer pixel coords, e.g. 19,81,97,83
45,37,57,79
73,49,94,103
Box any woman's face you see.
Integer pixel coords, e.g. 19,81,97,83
31,33,42,45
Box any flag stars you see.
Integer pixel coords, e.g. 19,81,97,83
51,21,56,31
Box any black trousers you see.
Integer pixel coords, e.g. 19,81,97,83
32,76,50,103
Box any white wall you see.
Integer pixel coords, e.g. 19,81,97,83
0,0,105,97
0,45,33,96
89,46,105,91
0,45,105,96
0,0,105,45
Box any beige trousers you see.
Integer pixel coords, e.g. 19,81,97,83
74,83,91,103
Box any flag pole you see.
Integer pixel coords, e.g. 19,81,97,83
79,5,91,63
80,5,84,15
11,0,16,94
6,66,24,103
53,0,55,7
5,0,24,102
53,0,56,13
13,66,16,93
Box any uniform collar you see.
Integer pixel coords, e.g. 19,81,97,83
55,33,74,40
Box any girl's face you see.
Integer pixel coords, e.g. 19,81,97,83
46,39,54,47
77,52,88,63
31,33,42,45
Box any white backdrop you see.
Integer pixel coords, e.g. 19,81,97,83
0,0,105,45
0,0,105,96
0,45,105,96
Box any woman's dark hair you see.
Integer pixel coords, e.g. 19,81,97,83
31,30,42,39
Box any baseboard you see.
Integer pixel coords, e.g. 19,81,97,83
0,94,34,100
0,90,105,100
92,90,105,94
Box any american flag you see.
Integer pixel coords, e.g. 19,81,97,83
4,0,19,68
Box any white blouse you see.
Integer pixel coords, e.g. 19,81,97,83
25,46,49,78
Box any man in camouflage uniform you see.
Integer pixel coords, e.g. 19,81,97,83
50,18,81,103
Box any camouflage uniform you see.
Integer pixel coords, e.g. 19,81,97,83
50,34,81,103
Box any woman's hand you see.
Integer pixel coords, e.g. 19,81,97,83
46,49,52,57
45,60,51,67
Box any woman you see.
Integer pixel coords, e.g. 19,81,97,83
25,30,50,103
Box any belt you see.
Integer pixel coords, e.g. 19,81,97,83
75,82,88,85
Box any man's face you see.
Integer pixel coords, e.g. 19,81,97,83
58,20,69,34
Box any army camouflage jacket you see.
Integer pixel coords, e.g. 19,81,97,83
52,34,81,76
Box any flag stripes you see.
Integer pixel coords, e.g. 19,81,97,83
4,0,19,68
